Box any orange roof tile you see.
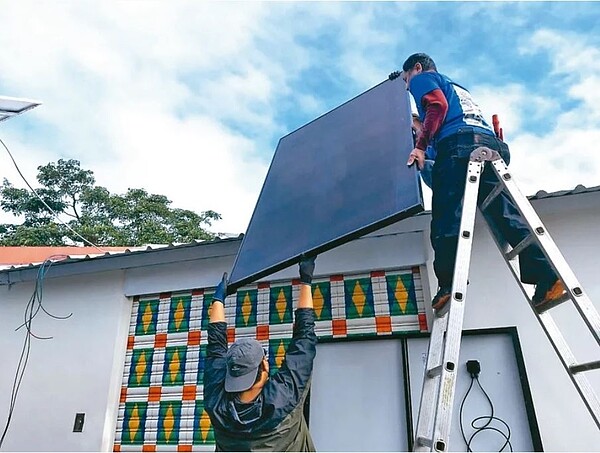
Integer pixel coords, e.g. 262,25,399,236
0,246,131,265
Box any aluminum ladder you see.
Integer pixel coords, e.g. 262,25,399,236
413,146,600,451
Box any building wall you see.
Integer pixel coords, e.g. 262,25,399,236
0,271,131,452
463,192,600,450
1,192,599,451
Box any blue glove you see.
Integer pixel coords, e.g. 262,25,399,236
213,272,228,303
299,255,316,284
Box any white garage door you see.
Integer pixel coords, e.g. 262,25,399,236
309,339,408,451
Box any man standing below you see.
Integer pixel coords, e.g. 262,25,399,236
390,53,565,311
203,256,318,451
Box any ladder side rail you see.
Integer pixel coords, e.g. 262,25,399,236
489,159,600,345
414,314,448,452
485,210,579,367
480,162,600,429
485,212,600,430
430,160,484,452
481,158,600,427
539,312,600,428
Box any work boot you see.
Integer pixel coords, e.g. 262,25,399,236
432,286,452,311
532,275,567,307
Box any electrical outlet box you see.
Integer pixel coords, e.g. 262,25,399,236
73,413,85,433
466,360,481,376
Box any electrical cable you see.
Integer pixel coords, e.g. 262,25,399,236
459,362,513,452
0,255,71,448
0,136,105,252
13,256,73,333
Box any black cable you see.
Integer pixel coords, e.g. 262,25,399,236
1,292,35,447
1,277,39,447
459,367,513,452
460,376,477,446
0,256,71,448
14,257,73,334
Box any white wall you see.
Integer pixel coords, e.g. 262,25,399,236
0,271,130,452
462,192,600,450
407,332,539,451
311,339,409,451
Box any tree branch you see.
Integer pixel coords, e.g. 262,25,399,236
71,194,81,221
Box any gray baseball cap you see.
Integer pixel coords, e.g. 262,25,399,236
225,338,265,393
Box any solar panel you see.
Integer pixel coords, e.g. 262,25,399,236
228,78,423,290
0,96,42,123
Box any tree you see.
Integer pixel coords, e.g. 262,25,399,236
0,159,222,246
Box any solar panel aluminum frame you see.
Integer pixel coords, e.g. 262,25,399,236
228,78,424,291
0,96,42,123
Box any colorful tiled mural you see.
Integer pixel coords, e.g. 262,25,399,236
114,268,427,451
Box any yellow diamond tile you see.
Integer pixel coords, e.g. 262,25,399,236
128,405,140,443
275,289,287,322
395,279,408,313
135,352,147,385
352,281,366,316
174,299,185,330
164,405,175,442
276,342,286,368
200,409,211,442
142,304,154,334
313,286,324,318
242,293,252,324
169,349,181,383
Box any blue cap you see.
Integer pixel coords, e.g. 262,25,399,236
225,338,265,392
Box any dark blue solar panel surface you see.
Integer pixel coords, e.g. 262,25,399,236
228,78,423,290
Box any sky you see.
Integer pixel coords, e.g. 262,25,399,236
0,1,599,236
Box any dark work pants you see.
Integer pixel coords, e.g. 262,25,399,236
430,128,555,288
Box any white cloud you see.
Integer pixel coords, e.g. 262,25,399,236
0,1,421,236
2,5,600,243
471,83,560,137
102,109,266,233
523,29,600,74
499,29,600,193
0,2,288,235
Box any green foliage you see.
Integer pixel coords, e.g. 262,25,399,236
0,159,221,246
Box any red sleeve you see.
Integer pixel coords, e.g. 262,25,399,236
415,89,448,151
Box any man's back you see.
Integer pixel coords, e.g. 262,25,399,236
204,308,317,451
203,259,318,451
409,71,494,142
210,387,314,452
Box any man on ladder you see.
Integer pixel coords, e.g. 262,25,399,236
390,52,564,312
390,53,600,451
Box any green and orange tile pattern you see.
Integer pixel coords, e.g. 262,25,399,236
114,268,426,451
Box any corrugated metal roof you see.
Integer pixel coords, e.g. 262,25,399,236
0,184,598,274
528,184,600,200
0,234,243,272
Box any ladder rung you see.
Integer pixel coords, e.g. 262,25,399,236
570,360,600,374
506,234,534,261
416,436,433,448
427,364,443,378
534,292,571,314
480,182,504,211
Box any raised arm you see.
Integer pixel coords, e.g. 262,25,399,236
263,255,318,416
209,272,227,324
203,272,230,411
